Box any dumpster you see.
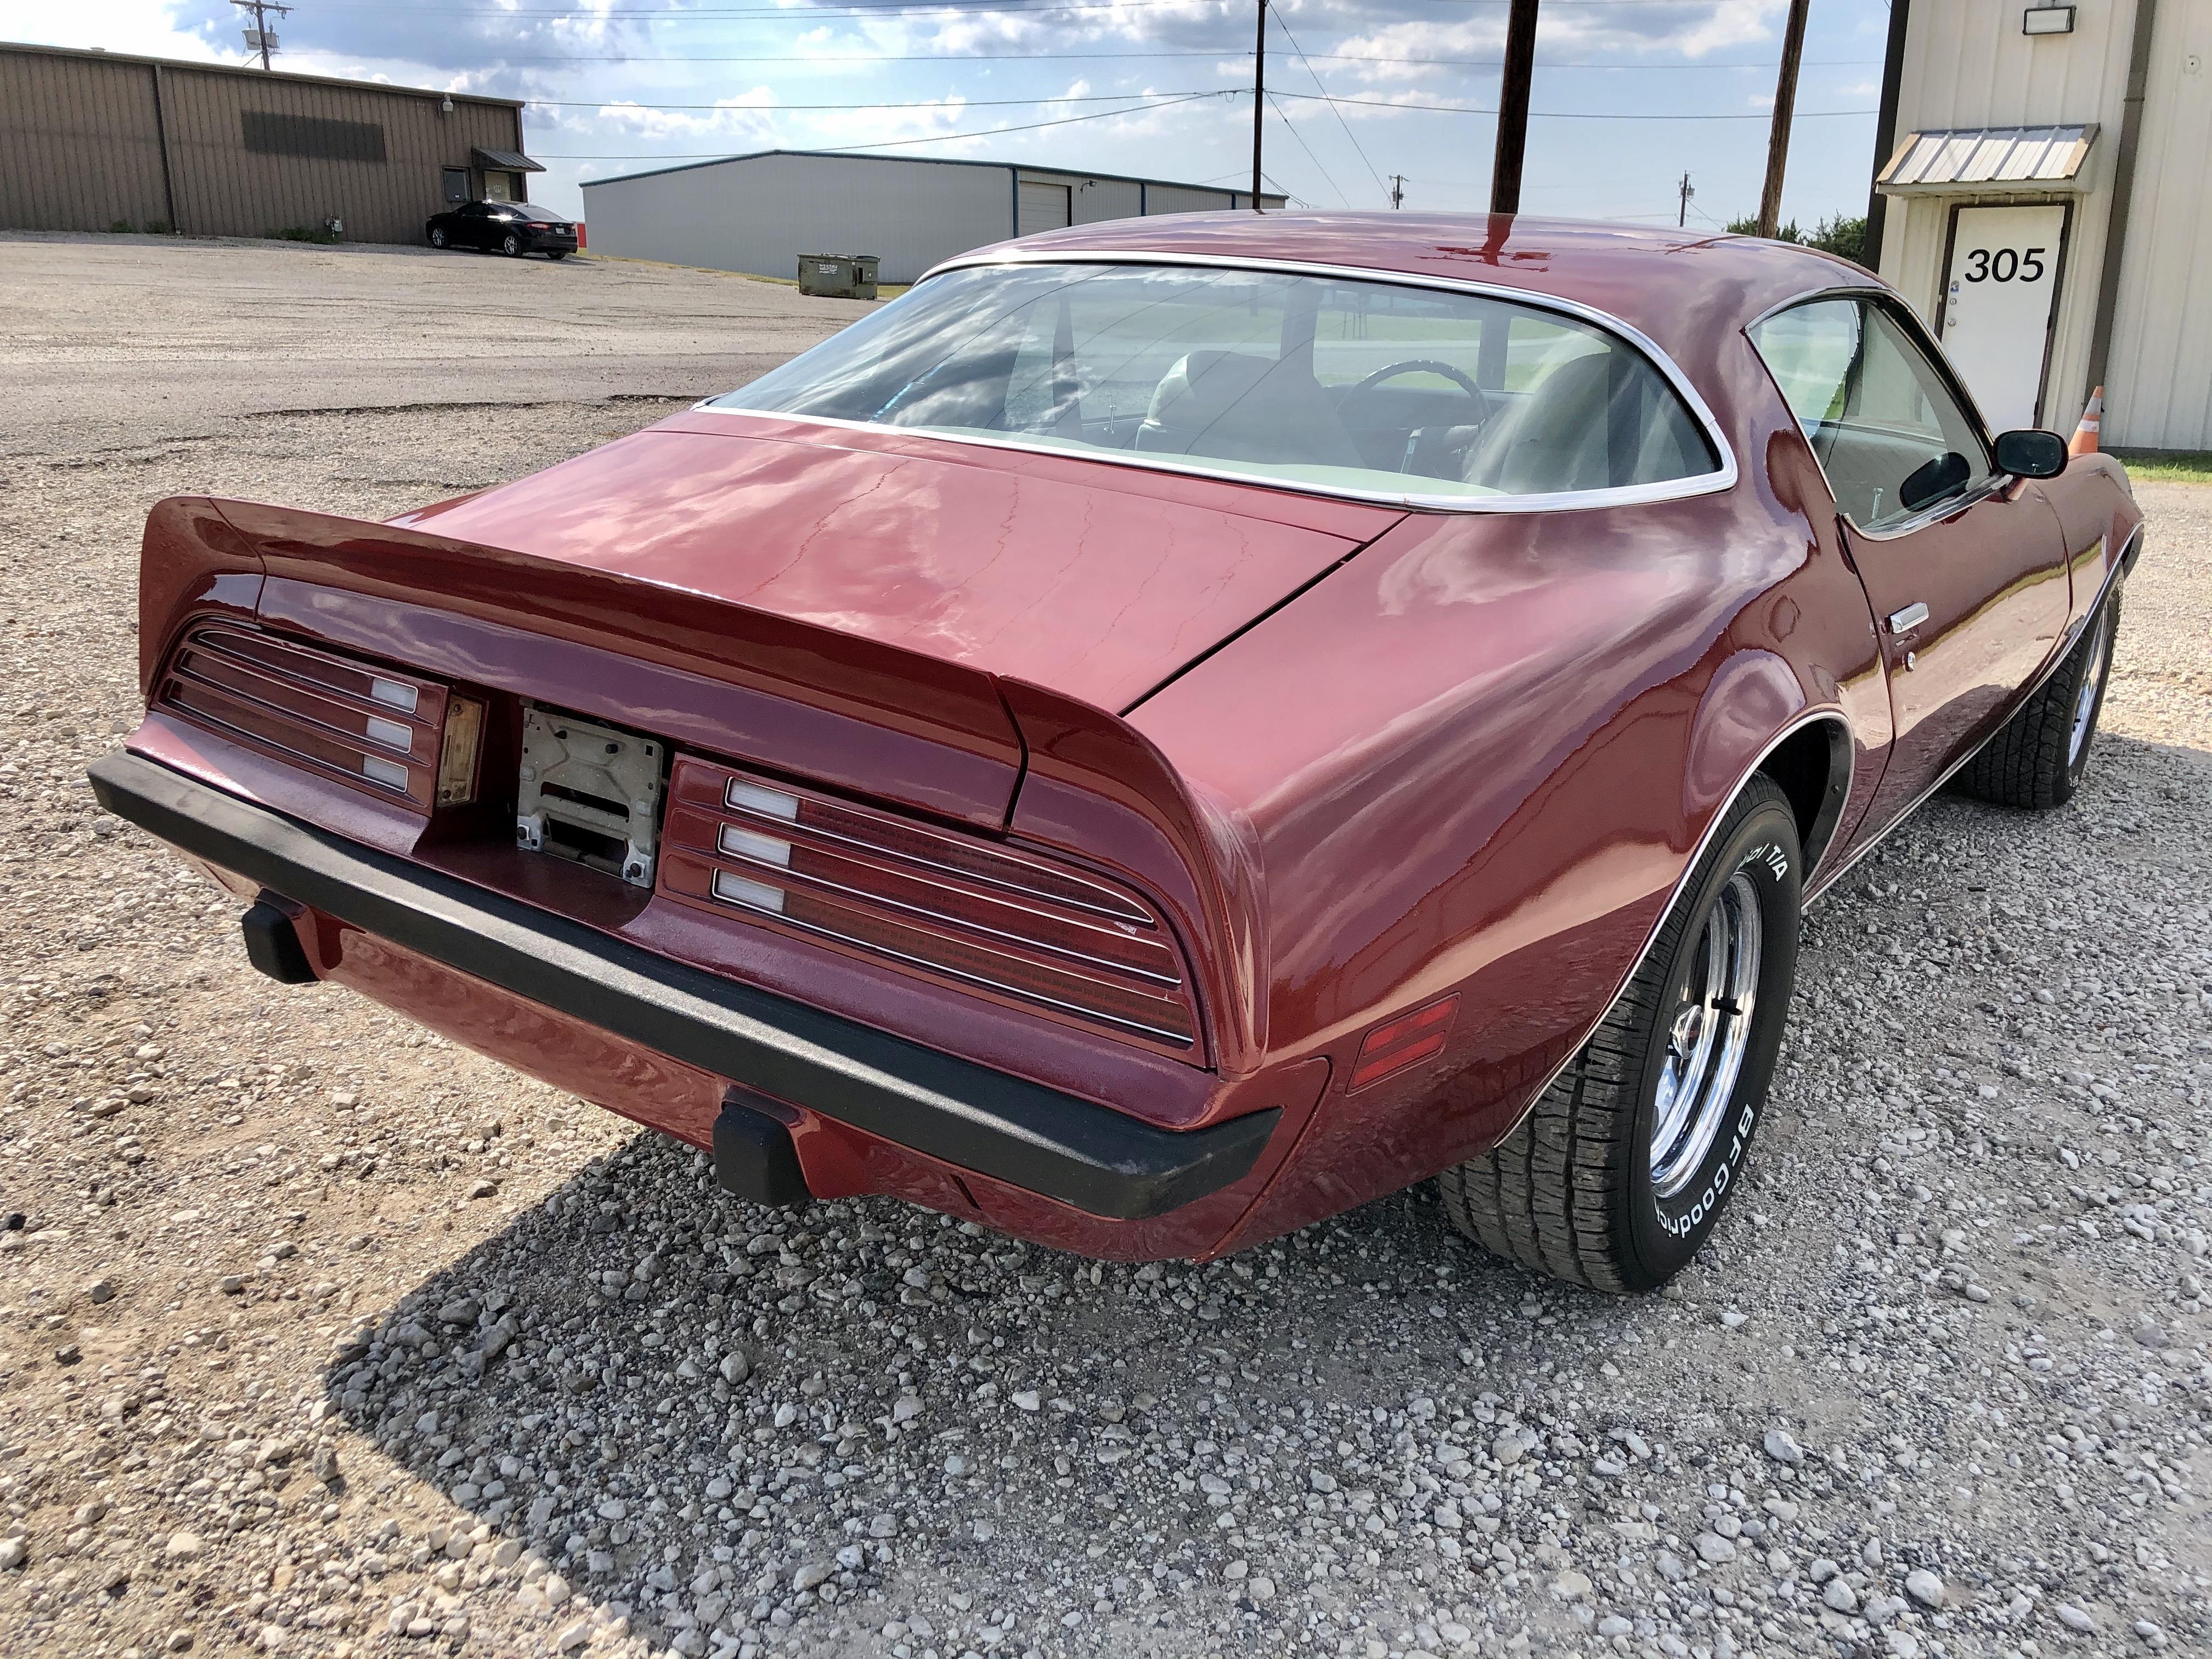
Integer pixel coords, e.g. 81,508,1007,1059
797,253,879,300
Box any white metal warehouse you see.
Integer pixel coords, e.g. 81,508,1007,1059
578,149,1286,286
1867,0,2212,450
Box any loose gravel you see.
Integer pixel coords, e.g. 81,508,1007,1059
0,238,2207,1659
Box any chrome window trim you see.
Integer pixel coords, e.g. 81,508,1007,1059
1743,283,2016,541
1486,707,1853,1149
708,250,1740,517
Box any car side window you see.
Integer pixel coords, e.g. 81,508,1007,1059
1750,297,1993,533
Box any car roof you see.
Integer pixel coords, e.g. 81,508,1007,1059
941,212,1880,362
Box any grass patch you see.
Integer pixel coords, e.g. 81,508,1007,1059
2109,448,2212,484
267,225,343,245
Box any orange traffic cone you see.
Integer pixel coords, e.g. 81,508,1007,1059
2068,386,2103,457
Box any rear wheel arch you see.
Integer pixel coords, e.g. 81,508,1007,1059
1756,714,1853,875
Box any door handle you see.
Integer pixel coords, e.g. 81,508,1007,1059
1887,601,1929,634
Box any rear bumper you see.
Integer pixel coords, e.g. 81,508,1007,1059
88,751,1276,1221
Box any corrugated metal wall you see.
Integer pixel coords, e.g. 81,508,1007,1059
1877,3,2139,434
2102,0,2212,450
583,153,1013,285
0,51,172,231
0,46,524,246
1142,184,1245,216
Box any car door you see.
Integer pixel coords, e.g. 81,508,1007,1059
1750,294,2068,832
456,202,493,249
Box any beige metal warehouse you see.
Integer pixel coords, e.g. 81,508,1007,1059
579,149,1288,287
1865,1,2212,451
0,41,540,246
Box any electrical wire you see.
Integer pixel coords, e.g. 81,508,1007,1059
1262,91,1348,210
1270,12,1390,205
1269,89,1876,121
528,87,1228,156
524,89,1223,110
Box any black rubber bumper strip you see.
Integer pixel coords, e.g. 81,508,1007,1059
89,752,1275,1220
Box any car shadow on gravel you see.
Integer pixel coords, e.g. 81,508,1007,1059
320,1126,1621,1654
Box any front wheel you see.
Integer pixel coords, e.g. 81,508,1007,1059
428,227,448,249
1959,586,2120,810
1439,775,1801,1292
501,233,523,257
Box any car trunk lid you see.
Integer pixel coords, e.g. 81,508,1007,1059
388,414,1402,716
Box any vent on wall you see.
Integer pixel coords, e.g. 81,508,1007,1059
241,110,388,163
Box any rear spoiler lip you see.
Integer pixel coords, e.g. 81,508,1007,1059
88,750,1279,1221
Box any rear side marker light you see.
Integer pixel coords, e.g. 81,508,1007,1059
658,758,1202,1053
1350,995,1460,1092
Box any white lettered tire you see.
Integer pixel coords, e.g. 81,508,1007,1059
1440,774,1802,1291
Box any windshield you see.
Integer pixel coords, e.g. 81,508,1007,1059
710,263,1722,504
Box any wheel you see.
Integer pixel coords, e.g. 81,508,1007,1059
428,227,448,249
501,233,522,257
1438,774,1802,1293
546,250,567,261
1958,586,2120,810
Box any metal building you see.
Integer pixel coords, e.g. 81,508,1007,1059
0,41,542,246
578,149,1288,286
1866,1,2212,450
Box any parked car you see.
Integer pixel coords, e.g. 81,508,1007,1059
425,200,577,259
92,213,2140,1293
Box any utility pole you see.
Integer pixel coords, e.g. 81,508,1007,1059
1489,0,1539,216
231,0,291,71
1756,0,1811,239
1251,0,1266,211
1677,171,1694,228
1390,174,1406,209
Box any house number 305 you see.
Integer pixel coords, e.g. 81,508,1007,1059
1961,247,2048,283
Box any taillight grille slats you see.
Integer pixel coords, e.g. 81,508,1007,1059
155,625,448,810
660,757,1200,1053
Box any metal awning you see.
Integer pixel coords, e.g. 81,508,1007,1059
1876,125,2096,194
471,146,545,174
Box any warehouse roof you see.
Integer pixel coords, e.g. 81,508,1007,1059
0,40,524,108
579,146,1285,202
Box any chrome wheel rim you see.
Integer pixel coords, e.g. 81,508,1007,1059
2068,611,2110,767
1650,871,1763,1199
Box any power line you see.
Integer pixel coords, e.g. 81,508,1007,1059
1272,10,1390,205
525,90,1224,110
1263,90,1348,209
1269,89,1876,121
530,88,1229,156
364,50,1885,69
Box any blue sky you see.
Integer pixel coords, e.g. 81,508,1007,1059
4,1,1893,228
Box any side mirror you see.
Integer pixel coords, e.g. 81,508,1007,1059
1898,449,1971,512
1994,428,2068,479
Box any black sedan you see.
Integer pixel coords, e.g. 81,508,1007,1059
425,201,578,259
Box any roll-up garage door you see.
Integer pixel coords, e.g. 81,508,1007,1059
1017,180,1073,236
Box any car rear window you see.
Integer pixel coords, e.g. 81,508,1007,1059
709,262,1723,506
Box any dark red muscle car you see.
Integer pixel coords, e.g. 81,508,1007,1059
92,214,2142,1292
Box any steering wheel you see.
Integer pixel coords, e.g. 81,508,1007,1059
1344,359,1491,421
1341,359,1492,477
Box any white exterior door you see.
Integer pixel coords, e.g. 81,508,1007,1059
1938,203,2068,431
1017,181,1071,237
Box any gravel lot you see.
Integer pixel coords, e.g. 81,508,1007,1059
0,235,2207,1659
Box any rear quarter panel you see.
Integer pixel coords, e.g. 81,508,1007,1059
1132,328,1891,1252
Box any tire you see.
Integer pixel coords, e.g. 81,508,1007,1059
1438,775,1802,1293
428,227,448,249
1958,586,2120,810
547,250,568,261
501,233,522,257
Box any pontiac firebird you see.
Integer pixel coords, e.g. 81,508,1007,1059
92,213,2142,1292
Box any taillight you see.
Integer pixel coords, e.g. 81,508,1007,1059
659,757,1201,1053
155,624,455,812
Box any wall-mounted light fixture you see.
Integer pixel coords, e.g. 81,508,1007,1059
2023,5,2075,35
439,94,455,115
